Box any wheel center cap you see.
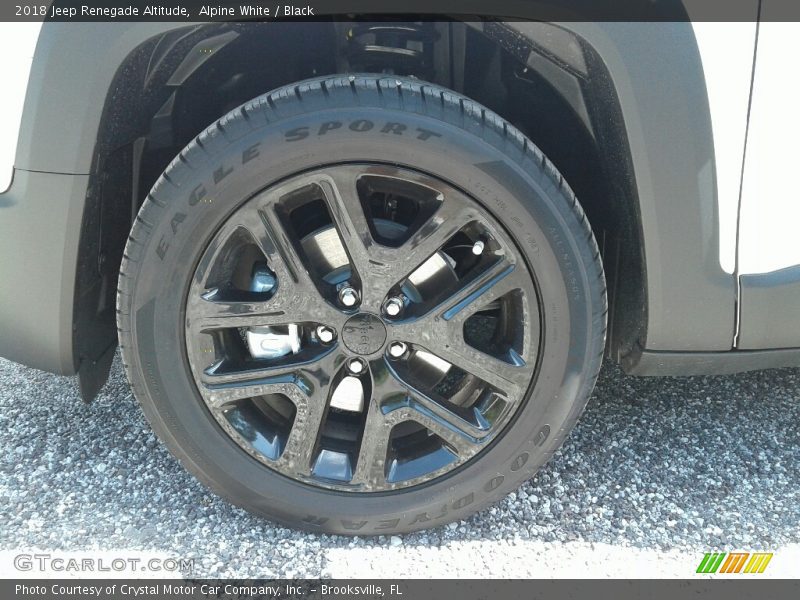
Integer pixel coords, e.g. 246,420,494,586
342,313,387,356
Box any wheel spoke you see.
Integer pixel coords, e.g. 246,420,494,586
429,335,530,396
254,204,321,294
294,347,347,405
429,261,533,395
317,169,375,273
403,397,485,459
188,289,342,333
401,373,490,443
381,358,492,446
190,207,306,296
200,365,304,411
201,375,295,410
273,387,329,477
187,295,294,332
202,358,302,385
391,198,477,282
350,358,401,486
200,348,340,404
317,168,407,311
350,397,393,487
319,169,481,295
437,260,524,322
391,258,532,394
187,202,344,334
266,350,344,476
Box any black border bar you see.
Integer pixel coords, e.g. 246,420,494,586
4,579,800,600
3,0,800,22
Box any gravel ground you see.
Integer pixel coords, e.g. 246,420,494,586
1,354,798,578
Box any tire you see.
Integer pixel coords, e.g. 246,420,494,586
117,74,606,535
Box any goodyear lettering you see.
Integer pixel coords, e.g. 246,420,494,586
510,452,529,472
409,505,447,525
375,518,401,530
484,475,504,492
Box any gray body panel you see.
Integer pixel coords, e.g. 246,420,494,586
0,170,88,373
738,266,800,350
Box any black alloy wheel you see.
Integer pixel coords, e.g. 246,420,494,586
184,163,538,492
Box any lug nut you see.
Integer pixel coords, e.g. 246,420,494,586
383,297,404,317
347,358,365,375
316,325,335,344
388,341,408,358
472,239,485,256
339,286,359,308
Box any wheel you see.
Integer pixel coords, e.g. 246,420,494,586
117,75,606,535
